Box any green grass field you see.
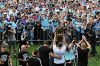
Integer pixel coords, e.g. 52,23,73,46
88,46,100,66
10,44,100,66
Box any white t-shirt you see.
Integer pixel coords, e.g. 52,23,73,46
9,9,18,16
53,44,66,64
35,7,40,11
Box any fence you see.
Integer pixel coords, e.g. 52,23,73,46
0,25,54,44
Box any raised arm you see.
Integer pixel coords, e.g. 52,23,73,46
77,39,84,47
69,39,75,49
83,36,91,49
62,35,68,45
52,32,57,45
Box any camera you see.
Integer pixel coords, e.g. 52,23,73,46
6,26,12,30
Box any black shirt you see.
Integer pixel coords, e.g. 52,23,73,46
0,51,9,66
18,51,29,66
27,56,42,66
78,47,89,63
38,46,51,63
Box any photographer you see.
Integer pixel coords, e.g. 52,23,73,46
3,25,16,55
69,38,78,57
65,38,78,66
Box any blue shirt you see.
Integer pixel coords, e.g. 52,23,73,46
0,13,2,18
41,17,49,29
92,10,96,17
72,19,81,32
82,1,86,6
93,21,100,31
6,21,17,29
0,23,3,32
53,20,59,27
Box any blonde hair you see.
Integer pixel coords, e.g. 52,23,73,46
81,41,88,49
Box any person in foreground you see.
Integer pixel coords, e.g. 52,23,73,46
18,45,29,66
0,45,12,66
27,50,42,66
38,40,61,66
52,32,68,66
77,35,91,66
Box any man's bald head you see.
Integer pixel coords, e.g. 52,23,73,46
21,45,27,51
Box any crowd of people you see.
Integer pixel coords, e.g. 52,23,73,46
0,0,100,66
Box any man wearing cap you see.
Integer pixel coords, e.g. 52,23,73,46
27,50,42,66
0,45,12,66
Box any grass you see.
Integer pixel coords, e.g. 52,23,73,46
10,44,100,66
10,44,40,66
88,46,100,66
